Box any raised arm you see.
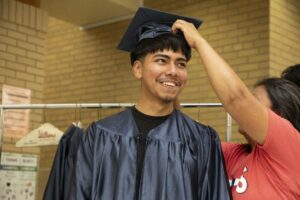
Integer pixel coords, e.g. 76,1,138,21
172,19,269,144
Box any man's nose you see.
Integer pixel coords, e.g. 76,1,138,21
165,63,177,76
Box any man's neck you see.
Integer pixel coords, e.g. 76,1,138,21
136,98,174,116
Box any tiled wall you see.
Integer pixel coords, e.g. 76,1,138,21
270,0,300,76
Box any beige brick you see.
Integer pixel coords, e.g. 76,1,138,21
17,56,36,66
2,143,20,153
35,76,44,84
28,35,44,46
7,45,26,56
218,37,238,46
0,59,5,66
6,61,26,71
8,0,16,22
37,30,47,40
17,40,36,51
26,66,44,76
249,24,268,33
8,29,26,41
239,33,259,42
254,39,269,47
0,75,5,83
42,11,48,32
36,8,43,31
29,6,36,28
0,35,17,45
16,1,23,24
0,43,6,51
16,71,35,81
36,61,44,69
26,81,43,91
22,3,30,26
0,19,17,30
249,9,268,19
249,54,268,62
36,46,45,54
0,26,7,35
1,0,9,20
21,147,40,154
0,67,16,77
0,51,16,61
2,137,13,143
218,23,238,32
27,51,43,60
228,28,248,38
33,90,45,100
18,25,36,36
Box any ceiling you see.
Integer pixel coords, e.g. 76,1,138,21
40,0,143,29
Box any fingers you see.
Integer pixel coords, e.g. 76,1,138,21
172,19,200,48
171,19,188,33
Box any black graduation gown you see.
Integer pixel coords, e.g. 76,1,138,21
73,108,231,200
43,124,84,200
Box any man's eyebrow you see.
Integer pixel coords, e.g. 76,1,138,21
153,54,187,62
153,54,170,59
177,57,187,62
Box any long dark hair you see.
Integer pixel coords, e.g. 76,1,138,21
281,64,300,88
255,78,300,131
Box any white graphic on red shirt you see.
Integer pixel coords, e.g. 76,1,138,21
230,167,248,194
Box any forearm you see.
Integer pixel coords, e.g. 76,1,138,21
194,37,268,144
194,37,251,113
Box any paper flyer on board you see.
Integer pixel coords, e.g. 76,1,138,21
2,85,31,138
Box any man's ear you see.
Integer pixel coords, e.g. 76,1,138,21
132,60,142,79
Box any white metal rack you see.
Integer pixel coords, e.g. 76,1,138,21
0,103,232,162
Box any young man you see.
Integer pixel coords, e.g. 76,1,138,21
72,7,231,200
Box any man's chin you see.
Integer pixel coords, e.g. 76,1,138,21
161,96,176,104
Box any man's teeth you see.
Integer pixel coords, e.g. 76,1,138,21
162,82,176,87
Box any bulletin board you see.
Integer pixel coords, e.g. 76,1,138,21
0,152,38,200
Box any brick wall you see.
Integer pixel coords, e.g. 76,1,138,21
0,0,47,147
270,0,300,76
0,0,47,199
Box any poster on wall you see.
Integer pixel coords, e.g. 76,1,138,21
2,85,31,138
0,152,38,200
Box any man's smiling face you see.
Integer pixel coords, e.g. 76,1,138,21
133,49,188,104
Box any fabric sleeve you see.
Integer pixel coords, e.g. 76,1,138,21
200,126,232,200
71,122,97,200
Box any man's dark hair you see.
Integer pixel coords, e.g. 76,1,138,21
130,33,191,65
281,64,300,88
255,78,300,131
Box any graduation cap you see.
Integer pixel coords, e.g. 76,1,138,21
117,7,203,52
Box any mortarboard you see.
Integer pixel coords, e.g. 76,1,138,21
117,7,203,52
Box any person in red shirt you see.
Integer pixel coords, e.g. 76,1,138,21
172,20,300,199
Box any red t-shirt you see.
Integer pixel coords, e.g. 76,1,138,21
222,110,300,200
